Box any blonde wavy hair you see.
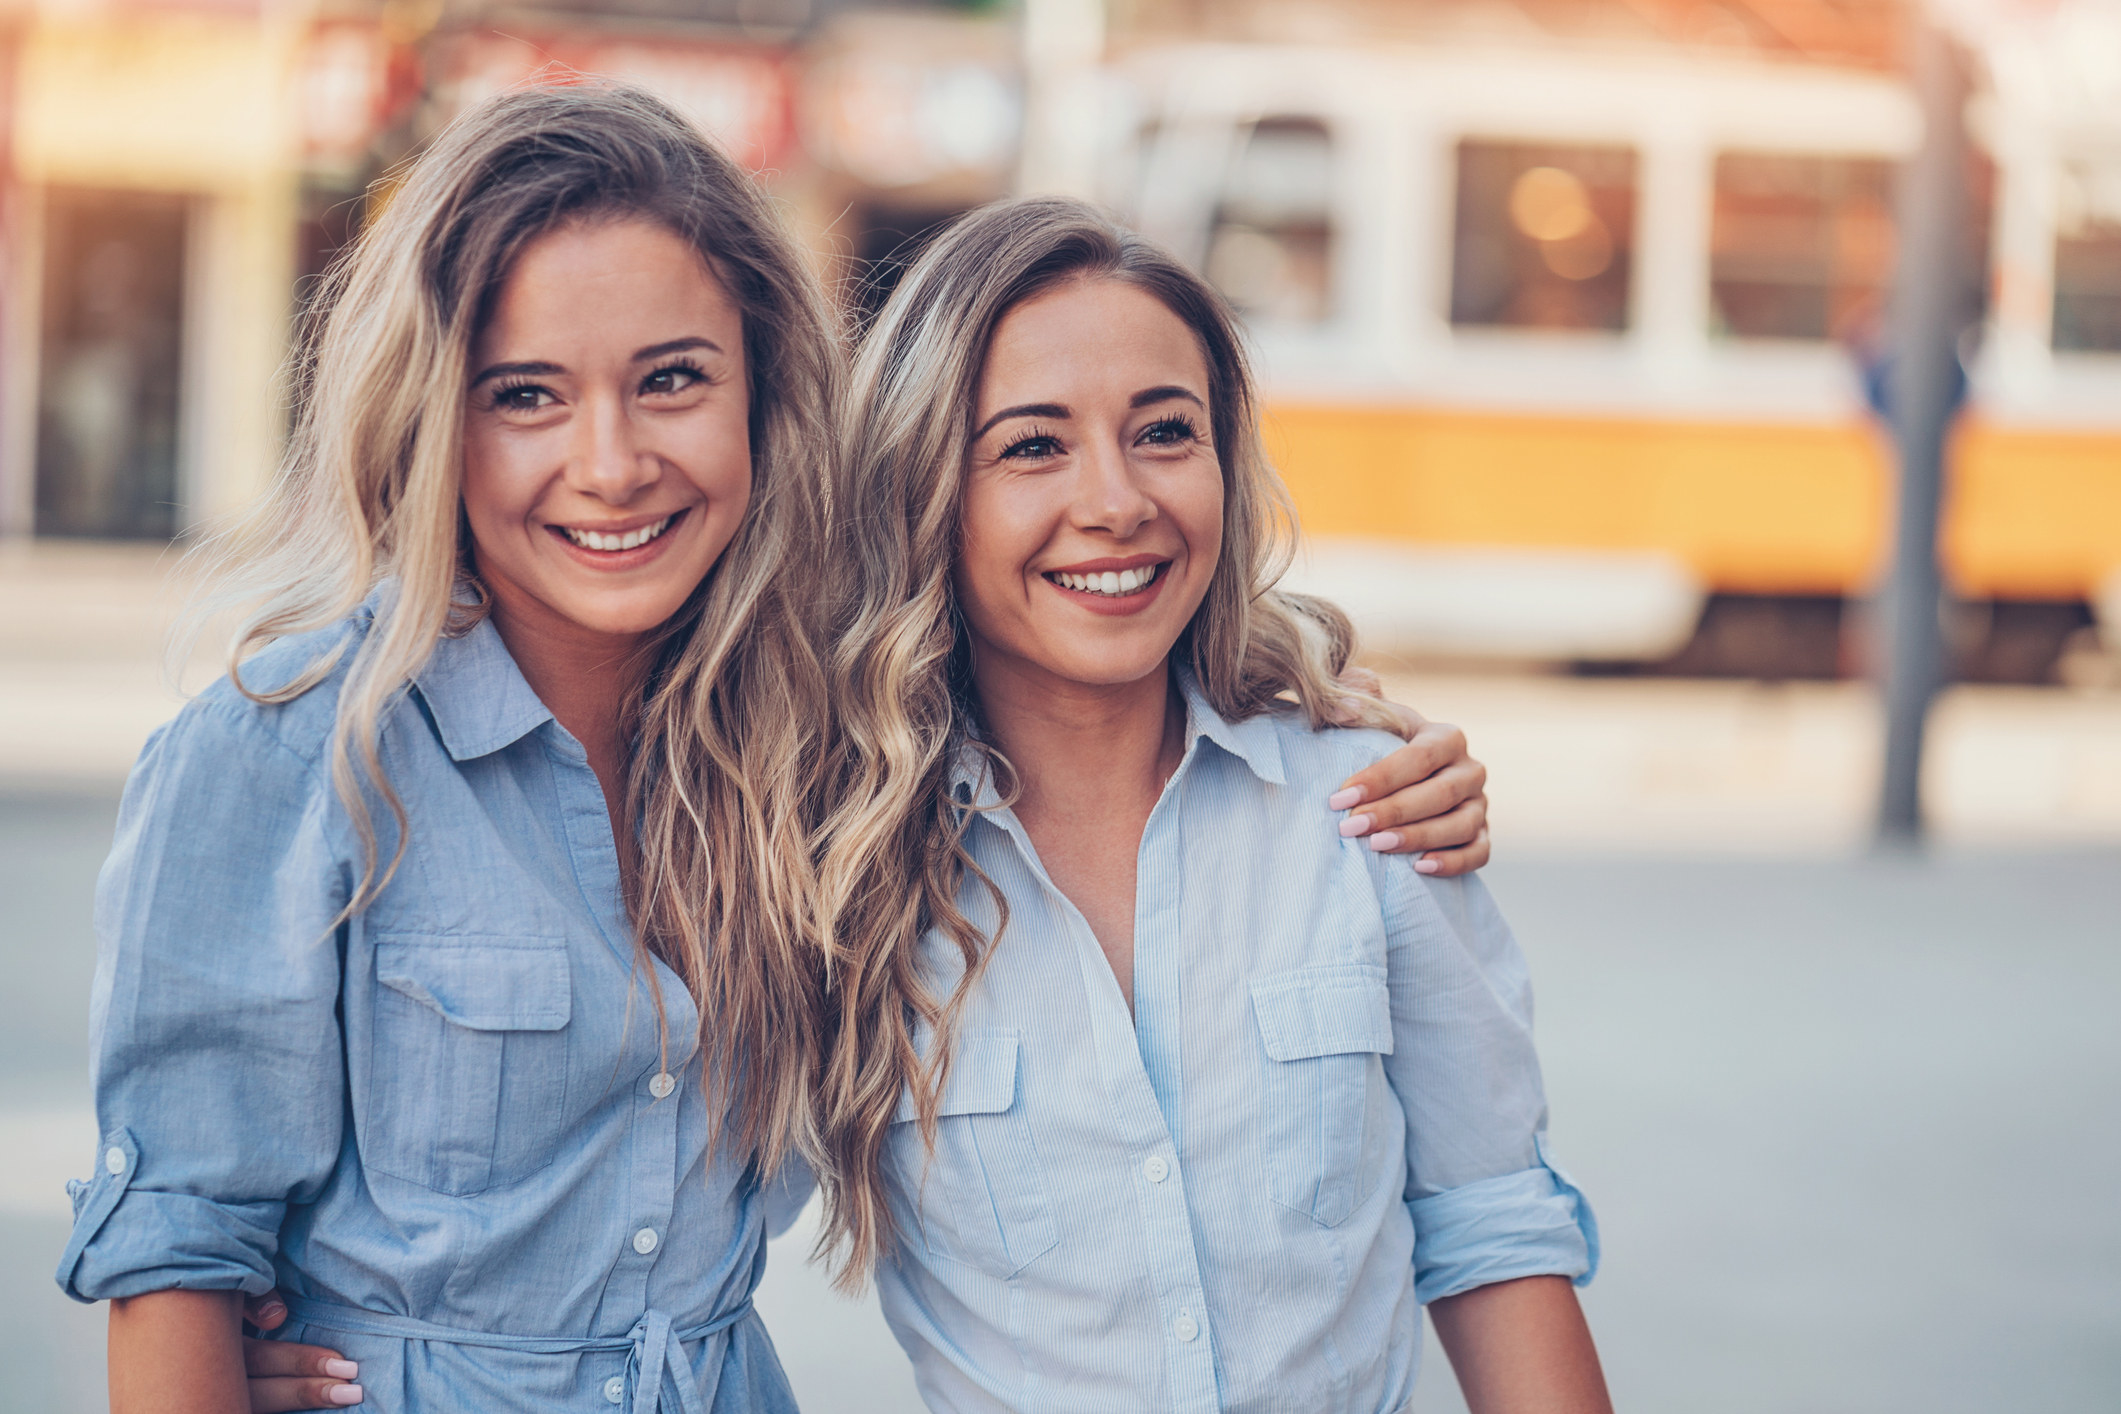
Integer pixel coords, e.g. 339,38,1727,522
194,83,839,1174
815,196,1397,1284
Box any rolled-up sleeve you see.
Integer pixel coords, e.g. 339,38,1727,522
1377,869,1598,1304
57,699,351,1302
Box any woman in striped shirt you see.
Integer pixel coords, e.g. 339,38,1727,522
814,197,1608,1414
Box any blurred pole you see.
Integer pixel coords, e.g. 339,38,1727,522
1877,18,1972,847
0,14,26,540
1017,0,1104,199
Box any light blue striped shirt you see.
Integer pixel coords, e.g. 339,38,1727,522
875,674,1597,1414
56,600,801,1414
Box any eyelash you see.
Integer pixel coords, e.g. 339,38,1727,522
641,358,708,395
998,425,1064,460
486,359,709,411
489,379,549,412
1140,414,1202,445
997,414,1203,460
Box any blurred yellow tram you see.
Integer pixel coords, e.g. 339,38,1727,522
1101,36,2121,675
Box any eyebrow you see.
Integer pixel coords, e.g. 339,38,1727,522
468,337,725,387
973,402,1069,440
469,359,562,386
972,385,1207,441
1131,385,1206,412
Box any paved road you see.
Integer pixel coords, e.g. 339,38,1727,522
4,786,2117,1413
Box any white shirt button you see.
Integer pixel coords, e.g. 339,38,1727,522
632,1227,659,1255
603,1375,626,1404
104,1147,126,1176
1142,1155,1169,1183
648,1072,676,1099
1174,1310,1200,1342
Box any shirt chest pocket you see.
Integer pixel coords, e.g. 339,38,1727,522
1252,963,1396,1228
364,936,572,1197
889,1029,1058,1281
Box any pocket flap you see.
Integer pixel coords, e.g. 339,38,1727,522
893,1029,1020,1122
1250,964,1392,1061
376,938,571,1031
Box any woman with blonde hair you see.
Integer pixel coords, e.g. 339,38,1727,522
67,86,1485,1413
815,197,1606,1413
60,84,835,1412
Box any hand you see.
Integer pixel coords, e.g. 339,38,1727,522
242,1292,363,1410
1325,668,1489,875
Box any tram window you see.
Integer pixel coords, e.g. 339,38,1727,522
2053,161,2121,353
1450,141,1636,332
1205,116,1334,324
1710,154,1894,341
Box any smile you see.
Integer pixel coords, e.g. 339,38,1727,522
1046,562,1165,597
556,514,677,553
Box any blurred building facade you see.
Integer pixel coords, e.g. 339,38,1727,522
1,0,2117,681
0,0,1021,546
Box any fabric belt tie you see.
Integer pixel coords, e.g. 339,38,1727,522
283,1295,752,1414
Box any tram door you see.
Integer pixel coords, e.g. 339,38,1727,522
34,188,188,540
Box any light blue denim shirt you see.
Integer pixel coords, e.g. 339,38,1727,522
56,599,803,1414
875,675,1597,1414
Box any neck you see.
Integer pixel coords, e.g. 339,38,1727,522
972,650,1184,823
479,580,650,770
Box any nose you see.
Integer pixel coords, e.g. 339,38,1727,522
1072,435,1158,540
564,387,659,503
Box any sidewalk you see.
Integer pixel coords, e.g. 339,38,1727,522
5,539,2121,850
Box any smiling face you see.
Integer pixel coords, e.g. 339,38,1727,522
460,216,751,647
956,276,1225,697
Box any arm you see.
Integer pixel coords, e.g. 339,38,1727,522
1428,1275,1612,1414
56,703,353,1403
109,1290,247,1414
1375,871,1604,1390
1327,667,1490,875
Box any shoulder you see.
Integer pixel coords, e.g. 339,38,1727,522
1253,707,1406,796
161,612,375,780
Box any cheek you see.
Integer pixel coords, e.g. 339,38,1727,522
1179,464,1226,574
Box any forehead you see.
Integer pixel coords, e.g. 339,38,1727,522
479,217,737,347
977,277,1208,407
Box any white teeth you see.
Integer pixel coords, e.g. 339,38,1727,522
563,515,672,552
1052,563,1162,596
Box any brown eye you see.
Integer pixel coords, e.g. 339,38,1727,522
493,383,553,412
641,363,705,396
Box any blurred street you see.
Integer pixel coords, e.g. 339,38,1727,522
6,782,2117,1413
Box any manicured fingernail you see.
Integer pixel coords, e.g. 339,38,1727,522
1414,857,1441,874
323,1360,359,1380
1367,831,1402,852
327,1386,363,1407
259,1301,287,1322
1338,814,1372,838
1327,786,1365,810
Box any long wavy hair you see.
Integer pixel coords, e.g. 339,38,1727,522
193,83,840,1175
815,196,1396,1284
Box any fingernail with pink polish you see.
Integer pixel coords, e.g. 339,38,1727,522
1327,786,1364,811
1414,857,1441,874
327,1386,364,1407
1367,831,1402,852
323,1360,359,1380
260,1301,287,1323
1338,814,1371,838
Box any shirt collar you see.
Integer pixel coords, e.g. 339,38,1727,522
412,612,555,762
943,663,1288,803
1176,666,1288,786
